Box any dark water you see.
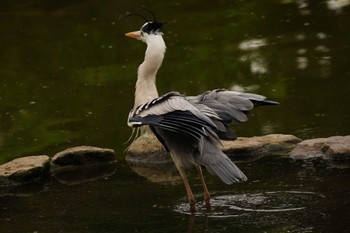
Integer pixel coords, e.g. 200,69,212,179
1,0,350,232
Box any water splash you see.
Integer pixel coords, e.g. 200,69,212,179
174,190,325,218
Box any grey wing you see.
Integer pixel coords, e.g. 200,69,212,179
186,89,279,140
128,92,221,146
130,110,212,141
129,92,218,127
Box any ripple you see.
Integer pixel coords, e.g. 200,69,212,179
174,190,325,218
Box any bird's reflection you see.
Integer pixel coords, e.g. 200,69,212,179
187,213,209,233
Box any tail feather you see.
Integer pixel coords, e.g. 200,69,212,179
205,152,247,184
195,138,247,184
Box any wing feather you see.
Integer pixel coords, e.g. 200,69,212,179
129,92,219,129
186,89,279,140
127,89,277,185
128,92,220,144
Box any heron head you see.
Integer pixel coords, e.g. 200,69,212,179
125,8,164,43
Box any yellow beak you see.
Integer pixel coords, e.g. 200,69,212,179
125,31,141,38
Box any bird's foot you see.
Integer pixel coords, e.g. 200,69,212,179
204,199,211,211
189,201,196,213
204,194,211,210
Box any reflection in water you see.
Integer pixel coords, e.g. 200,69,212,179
295,33,332,75
174,190,325,217
327,0,350,11
297,56,309,70
238,39,267,51
315,45,330,53
51,162,117,185
286,0,350,13
187,214,208,233
239,30,335,75
237,0,345,79
176,190,327,232
296,48,308,69
238,39,268,75
295,33,306,41
261,123,276,135
239,51,268,75
316,32,328,40
130,165,181,184
296,0,311,15
250,53,268,75
229,84,260,93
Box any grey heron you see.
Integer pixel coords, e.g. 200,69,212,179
125,13,278,212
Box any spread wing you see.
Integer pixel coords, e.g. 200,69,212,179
128,89,279,142
127,91,247,183
128,92,222,147
127,90,278,184
186,89,279,140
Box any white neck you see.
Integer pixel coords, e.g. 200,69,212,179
134,34,166,108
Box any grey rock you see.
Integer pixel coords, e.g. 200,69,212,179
0,155,50,186
321,136,350,159
222,134,301,160
127,133,165,156
289,136,350,168
51,146,116,169
289,138,327,160
126,133,171,168
126,134,301,166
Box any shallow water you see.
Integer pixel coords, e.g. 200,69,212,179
1,158,350,232
1,0,350,232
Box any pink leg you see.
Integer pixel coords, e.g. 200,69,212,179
178,167,196,212
196,165,211,208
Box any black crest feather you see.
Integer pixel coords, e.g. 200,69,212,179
127,7,164,34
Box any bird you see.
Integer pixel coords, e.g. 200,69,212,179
125,10,279,212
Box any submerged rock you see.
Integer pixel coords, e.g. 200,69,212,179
0,155,50,186
51,146,116,169
51,146,117,184
289,136,350,168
